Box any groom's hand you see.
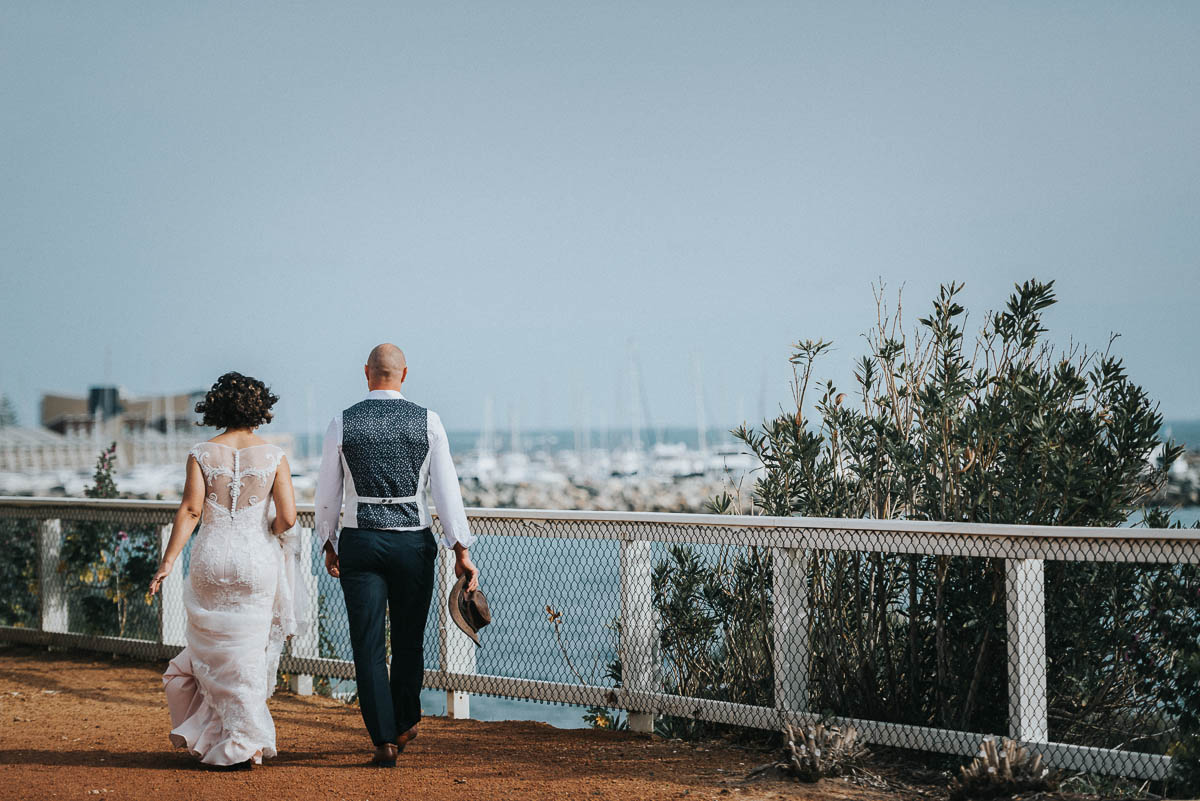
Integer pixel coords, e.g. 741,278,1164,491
324,542,340,578
453,544,479,592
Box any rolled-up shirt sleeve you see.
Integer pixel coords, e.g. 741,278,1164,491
428,410,475,550
314,415,345,554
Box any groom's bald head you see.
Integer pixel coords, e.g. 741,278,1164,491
365,343,408,390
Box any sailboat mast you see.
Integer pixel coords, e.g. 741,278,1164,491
481,395,495,456
691,354,708,455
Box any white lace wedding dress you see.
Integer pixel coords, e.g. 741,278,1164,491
163,442,307,765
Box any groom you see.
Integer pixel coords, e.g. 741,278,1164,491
315,343,479,767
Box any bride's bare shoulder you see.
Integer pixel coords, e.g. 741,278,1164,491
202,433,275,449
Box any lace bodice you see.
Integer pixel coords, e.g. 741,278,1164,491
190,442,284,518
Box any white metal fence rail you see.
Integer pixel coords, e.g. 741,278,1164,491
1,496,1196,782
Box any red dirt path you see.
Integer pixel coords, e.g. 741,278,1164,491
0,645,911,801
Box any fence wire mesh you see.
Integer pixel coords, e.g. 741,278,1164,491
0,498,1196,782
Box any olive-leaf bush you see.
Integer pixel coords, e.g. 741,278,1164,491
641,281,1195,783
59,443,160,638
1127,508,1200,796
647,543,774,740
0,445,158,636
0,517,39,627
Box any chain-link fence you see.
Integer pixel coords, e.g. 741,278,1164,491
1,497,1196,782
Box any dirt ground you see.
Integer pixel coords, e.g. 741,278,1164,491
0,645,918,801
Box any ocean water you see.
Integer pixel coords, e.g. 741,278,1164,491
293,420,1200,462
314,534,627,730
1156,506,1200,528
295,426,748,461
1163,420,1200,451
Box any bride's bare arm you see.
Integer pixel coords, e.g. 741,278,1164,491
149,455,205,595
271,454,297,535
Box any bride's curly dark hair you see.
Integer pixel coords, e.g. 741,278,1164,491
194,372,279,430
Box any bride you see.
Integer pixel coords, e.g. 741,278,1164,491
149,372,306,769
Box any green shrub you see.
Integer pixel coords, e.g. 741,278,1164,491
0,517,39,627
642,280,1193,772
59,444,160,638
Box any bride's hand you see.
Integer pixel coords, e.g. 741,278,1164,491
149,561,173,596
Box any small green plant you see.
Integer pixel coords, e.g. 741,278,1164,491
583,706,626,730
60,444,160,637
784,722,868,782
543,604,629,730
0,393,17,427
0,518,38,626
948,736,1057,800
745,722,869,784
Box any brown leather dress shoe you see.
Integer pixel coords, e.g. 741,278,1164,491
372,743,398,767
396,725,418,753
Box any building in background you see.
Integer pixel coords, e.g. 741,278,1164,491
0,386,207,474
40,387,202,436
0,386,294,482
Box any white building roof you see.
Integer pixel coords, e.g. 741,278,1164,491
0,427,69,446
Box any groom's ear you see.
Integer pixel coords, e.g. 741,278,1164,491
364,364,371,384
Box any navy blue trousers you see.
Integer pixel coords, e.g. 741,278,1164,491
338,526,437,745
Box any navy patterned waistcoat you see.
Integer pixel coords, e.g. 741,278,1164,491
340,398,431,530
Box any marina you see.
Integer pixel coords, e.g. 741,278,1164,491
0,426,757,514
3,418,1199,520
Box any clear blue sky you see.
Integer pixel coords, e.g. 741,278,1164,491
2,2,1197,435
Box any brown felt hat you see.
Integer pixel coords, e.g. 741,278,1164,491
448,575,491,647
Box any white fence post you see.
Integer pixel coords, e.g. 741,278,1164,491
38,519,69,634
438,544,475,719
288,526,320,695
1006,558,1049,743
771,546,810,725
620,535,657,734
158,524,187,647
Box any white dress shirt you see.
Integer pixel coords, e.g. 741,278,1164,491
315,389,475,554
